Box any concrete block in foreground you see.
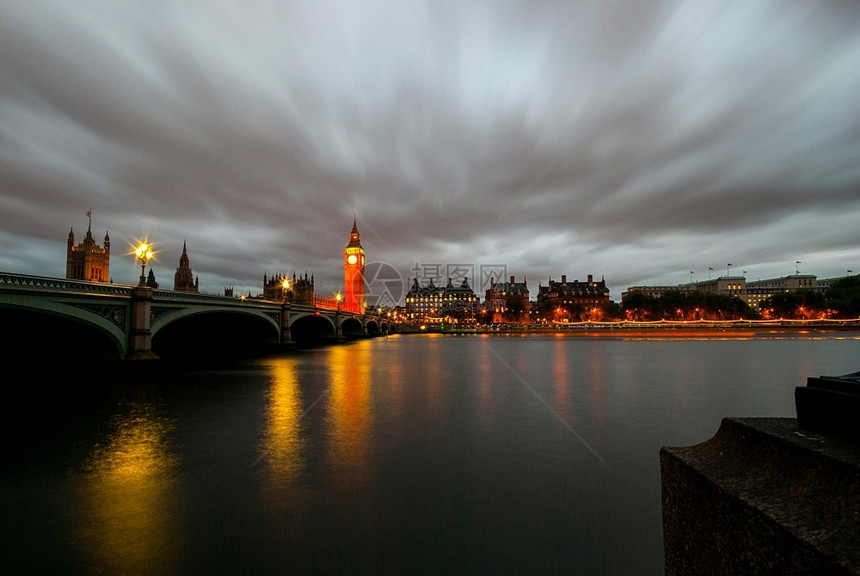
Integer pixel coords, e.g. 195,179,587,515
661,417,859,575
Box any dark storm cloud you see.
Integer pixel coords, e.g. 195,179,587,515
1,0,859,299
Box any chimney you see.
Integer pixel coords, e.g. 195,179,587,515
561,275,567,284
588,274,593,283
510,275,515,286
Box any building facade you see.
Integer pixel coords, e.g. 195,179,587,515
173,241,199,293
744,275,825,310
66,221,110,283
405,277,480,322
485,275,530,323
289,272,315,305
536,275,610,307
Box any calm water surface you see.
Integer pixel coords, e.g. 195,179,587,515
4,332,859,575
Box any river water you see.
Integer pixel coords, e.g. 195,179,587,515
4,331,858,575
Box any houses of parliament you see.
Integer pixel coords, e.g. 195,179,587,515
66,218,199,293
64,215,366,308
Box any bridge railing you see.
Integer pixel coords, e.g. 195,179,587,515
0,272,133,296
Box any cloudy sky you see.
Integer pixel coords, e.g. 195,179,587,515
2,0,859,303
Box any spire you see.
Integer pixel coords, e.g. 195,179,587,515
346,215,362,248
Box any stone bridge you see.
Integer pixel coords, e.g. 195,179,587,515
0,272,391,361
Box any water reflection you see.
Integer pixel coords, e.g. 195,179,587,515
78,401,180,574
259,358,306,483
326,344,373,480
552,338,572,423
475,338,495,426
587,343,608,428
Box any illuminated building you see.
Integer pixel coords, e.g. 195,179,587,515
485,275,530,323
744,275,826,310
537,274,609,307
405,277,479,322
66,216,110,282
343,216,365,313
262,272,311,303
289,272,315,305
173,241,199,293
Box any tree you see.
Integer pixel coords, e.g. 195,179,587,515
621,291,651,321
826,275,860,318
760,290,826,319
621,290,759,321
504,293,527,322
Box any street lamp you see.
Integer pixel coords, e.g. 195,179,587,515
282,278,290,301
134,241,153,286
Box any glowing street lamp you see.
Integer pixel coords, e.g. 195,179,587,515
134,241,154,286
282,278,290,301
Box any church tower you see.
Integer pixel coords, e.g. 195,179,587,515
343,216,365,312
173,241,199,292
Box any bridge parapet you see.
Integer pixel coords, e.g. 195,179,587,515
151,288,257,305
0,272,132,296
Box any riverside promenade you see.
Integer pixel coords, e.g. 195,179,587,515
409,318,860,336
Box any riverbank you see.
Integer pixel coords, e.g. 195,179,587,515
395,319,860,337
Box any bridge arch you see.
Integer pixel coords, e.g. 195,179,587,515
290,313,338,346
341,316,365,339
0,300,126,361
365,319,380,337
151,308,281,359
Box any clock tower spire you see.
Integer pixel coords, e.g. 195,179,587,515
344,215,365,312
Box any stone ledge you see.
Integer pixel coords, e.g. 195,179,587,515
661,417,859,576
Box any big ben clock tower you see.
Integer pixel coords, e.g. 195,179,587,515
344,215,365,312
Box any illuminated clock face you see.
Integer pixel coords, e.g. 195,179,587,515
360,255,365,265
347,254,358,265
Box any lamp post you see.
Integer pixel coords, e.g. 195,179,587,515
282,278,290,302
135,241,153,286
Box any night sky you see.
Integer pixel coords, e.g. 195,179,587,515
2,1,859,302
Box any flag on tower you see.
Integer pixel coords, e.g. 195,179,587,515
87,209,91,218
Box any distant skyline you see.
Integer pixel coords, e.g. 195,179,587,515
2,1,859,301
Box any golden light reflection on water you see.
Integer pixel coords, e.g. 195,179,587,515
78,402,179,573
326,344,373,478
259,358,306,483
